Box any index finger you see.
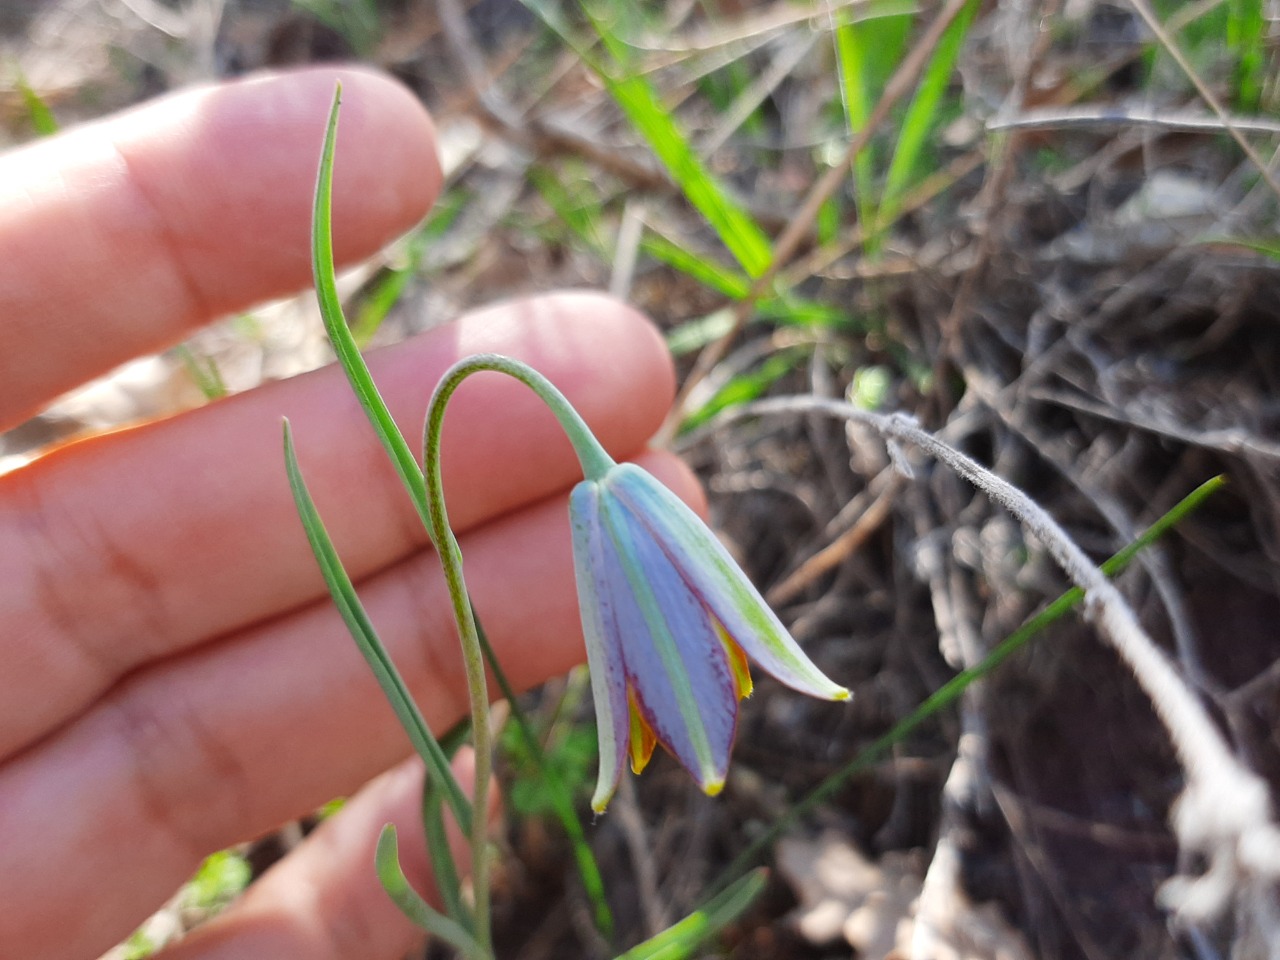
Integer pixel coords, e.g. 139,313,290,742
0,66,439,430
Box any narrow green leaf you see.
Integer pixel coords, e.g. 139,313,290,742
604,73,773,278
680,347,810,432
878,0,980,225
17,74,59,136
666,310,738,357
174,345,227,400
715,474,1227,890
312,85,431,523
283,420,472,834
641,233,751,298
1228,0,1267,110
521,0,773,279
616,868,767,960
421,774,470,928
375,826,489,959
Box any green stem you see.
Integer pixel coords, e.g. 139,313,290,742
422,354,614,952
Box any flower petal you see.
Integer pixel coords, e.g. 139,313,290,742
607,463,849,702
627,690,659,774
569,481,630,813
599,485,739,795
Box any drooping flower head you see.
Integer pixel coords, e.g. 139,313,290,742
571,460,849,813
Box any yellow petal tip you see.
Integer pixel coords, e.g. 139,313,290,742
833,688,852,701
703,778,725,797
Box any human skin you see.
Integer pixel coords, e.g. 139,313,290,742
0,67,698,960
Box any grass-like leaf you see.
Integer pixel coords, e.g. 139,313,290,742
17,73,59,136
283,420,472,835
615,868,767,960
877,0,980,228
1227,0,1267,110
312,85,430,521
375,825,488,959
521,0,772,279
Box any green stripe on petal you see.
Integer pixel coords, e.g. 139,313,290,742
600,486,737,794
608,463,849,702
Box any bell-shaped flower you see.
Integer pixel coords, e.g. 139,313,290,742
570,461,849,813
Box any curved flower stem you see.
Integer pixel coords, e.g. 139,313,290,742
422,354,615,952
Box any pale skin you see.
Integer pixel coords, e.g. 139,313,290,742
0,67,699,960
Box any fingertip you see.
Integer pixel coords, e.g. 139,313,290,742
111,64,440,311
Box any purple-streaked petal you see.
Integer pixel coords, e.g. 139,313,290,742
599,488,738,794
569,481,629,812
606,463,849,702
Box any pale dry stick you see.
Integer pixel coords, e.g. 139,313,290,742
613,774,674,936
989,105,1280,137
700,31,818,156
907,488,997,960
713,396,1280,928
636,0,917,58
766,473,903,606
610,199,646,301
657,0,975,444
1128,0,1280,205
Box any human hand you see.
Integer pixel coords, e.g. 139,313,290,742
0,67,693,960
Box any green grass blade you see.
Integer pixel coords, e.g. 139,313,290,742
17,74,59,136
521,0,772,279
615,868,767,960
714,474,1227,891
421,773,470,928
312,85,431,522
173,345,228,400
349,191,466,347
680,347,810,433
877,0,979,226
283,420,472,835
833,10,910,247
1228,0,1266,110
641,233,751,298
603,72,772,278
375,826,488,959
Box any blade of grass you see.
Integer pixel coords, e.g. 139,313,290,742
173,345,228,401
833,8,911,249
375,826,488,959
521,0,773,278
16,73,59,136
680,346,810,433
1227,0,1266,110
615,868,767,960
713,474,1227,892
641,233,751,298
421,773,469,927
283,420,472,835
350,189,466,346
877,0,979,228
